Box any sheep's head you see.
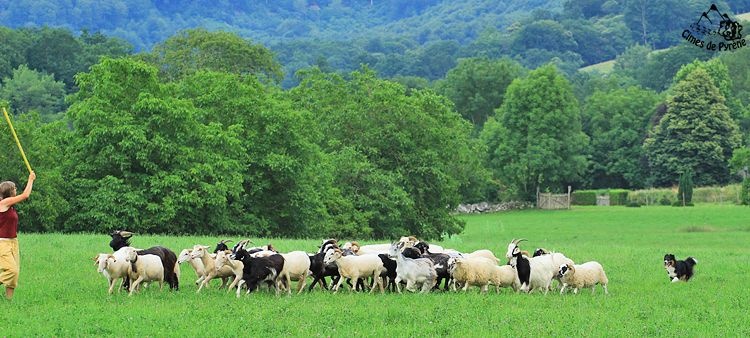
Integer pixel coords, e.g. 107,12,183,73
214,239,233,253
388,241,404,259
533,248,550,257
124,247,138,262
506,238,527,260
94,254,115,273
447,257,462,274
323,248,343,265
401,247,422,259
190,245,210,259
558,263,574,279
177,249,193,264
215,251,229,269
349,241,360,254
109,230,134,251
398,236,418,248
414,241,430,254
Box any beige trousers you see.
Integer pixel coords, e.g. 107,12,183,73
0,238,19,289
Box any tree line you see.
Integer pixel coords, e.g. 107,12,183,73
0,27,748,240
2,0,749,87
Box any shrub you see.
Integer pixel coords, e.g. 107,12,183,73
659,195,673,206
626,201,641,207
741,178,750,206
608,189,629,206
572,190,597,205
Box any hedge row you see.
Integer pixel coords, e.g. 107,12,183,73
572,189,629,206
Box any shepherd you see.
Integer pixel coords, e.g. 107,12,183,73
0,106,36,301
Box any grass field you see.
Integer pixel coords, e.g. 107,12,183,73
2,205,749,336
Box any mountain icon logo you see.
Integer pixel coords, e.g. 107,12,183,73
690,4,743,41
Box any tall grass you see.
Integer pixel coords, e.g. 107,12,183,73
629,184,742,205
2,205,749,336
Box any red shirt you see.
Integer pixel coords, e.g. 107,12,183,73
0,207,18,238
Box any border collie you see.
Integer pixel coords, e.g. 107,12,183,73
663,254,698,282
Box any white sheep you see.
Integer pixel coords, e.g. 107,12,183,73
324,248,384,293
533,248,575,291
123,247,164,296
558,262,609,295
190,245,234,292
177,248,206,286
465,249,500,265
388,243,437,293
93,253,130,294
489,264,520,293
214,250,245,291
279,251,311,295
448,256,497,293
347,241,392,255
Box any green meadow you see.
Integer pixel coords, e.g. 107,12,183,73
2,205,749,337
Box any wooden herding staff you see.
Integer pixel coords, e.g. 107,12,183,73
2,106,32,174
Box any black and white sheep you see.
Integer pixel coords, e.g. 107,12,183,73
505,238,559,294
231,247,285,296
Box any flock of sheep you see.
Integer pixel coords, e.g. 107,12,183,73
93,231,610,296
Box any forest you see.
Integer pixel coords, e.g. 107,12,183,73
0,0,749,239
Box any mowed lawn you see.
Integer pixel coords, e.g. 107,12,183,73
2,205,749,337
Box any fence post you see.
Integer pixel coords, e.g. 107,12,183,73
536,186,540,209
567,185,571,209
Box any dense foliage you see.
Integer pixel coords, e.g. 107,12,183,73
0,1,749,236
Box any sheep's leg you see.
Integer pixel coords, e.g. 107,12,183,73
560,283,567,295
228,275,242,291
603,284,609,295
573,288,579,294
394,276,402,294
195,275,205,286
296,275,307,295
461,281,470,292
332,275,345,293
129,276,145,296
236,279,246,298
107,278,117,294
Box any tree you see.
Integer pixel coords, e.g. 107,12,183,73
291,66,483,239
434,57,525,128
677,168,694,205
583,86,660,188
644,68,741,187
64,57,245,234
0,111,71,232
0,65,66,119
481,64,588,200
173,70,330,237
24,27,82,90
673,59,743,122
144,28,283,83
613,43,651,81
